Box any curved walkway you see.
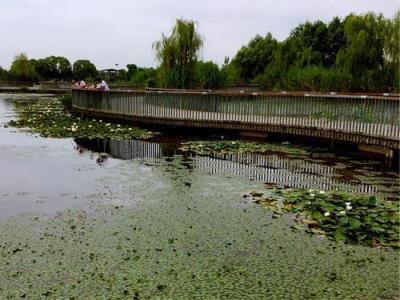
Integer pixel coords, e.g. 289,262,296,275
72,89,400,149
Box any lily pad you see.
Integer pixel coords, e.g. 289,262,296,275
248,188,400,248
179,140,308,156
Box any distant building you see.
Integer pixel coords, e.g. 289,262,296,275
99,69,122,82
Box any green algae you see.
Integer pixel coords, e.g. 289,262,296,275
0,160,399,299
5,99,156,139
1,94,399,299
179,140,308,156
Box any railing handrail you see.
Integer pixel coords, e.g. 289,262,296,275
71,88,400,101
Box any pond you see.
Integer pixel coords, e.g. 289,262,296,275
0,93,399,299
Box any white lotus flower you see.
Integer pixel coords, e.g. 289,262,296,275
310,194,315,197
339,211,346,215
319,190,325,194
346,205,352,210
308,189,314,193
324,212,331,217
345,202,351,206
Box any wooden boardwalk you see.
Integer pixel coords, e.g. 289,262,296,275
72,89,400,149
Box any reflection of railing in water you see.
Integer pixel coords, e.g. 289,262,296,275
72,89,400,149
75,138,378,194
192,156,376,194
110,139,163,160
77,138,168,160
206,152,336,176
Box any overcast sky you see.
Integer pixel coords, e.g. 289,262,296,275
1,0,398,69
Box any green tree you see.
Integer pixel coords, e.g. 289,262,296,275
220,57,240,86
34,56,72,81
384,11,400,92
9,53,37,82
127,64,138,77
385,11,400,66
0,66,9,81
72,60,98,81
287,21,329,67
194,61,224,89
326,17,346,67
336,13,387,91
254,40,296,90
232,33,278,81
247,12,397,92
153,18,204,88
129,67,158,87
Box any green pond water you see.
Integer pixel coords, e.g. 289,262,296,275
0,94,399,299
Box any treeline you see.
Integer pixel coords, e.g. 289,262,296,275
232,12,399,92
0,52,226,89
1,11,398,92
0,54,98,83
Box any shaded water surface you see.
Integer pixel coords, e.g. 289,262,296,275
0,94,399,299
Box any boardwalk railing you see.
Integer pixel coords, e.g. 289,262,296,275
72,89,400,149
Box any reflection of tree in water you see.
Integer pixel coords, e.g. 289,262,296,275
74,138,378,194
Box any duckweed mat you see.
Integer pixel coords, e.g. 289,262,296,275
0,160,399,299
5,99,155,139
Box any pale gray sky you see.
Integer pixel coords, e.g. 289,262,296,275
0,0,398,69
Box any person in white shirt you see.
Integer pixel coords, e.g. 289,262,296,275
95,78,110,91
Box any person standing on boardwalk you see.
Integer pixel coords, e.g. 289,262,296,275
95,78,110,91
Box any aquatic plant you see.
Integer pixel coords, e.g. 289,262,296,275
5,99,156,139
247,188,400,248
59,92,72,110
179,140,308,155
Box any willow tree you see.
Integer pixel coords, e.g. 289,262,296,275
385,11,400,92
9,53,37,82
153,19,203,89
